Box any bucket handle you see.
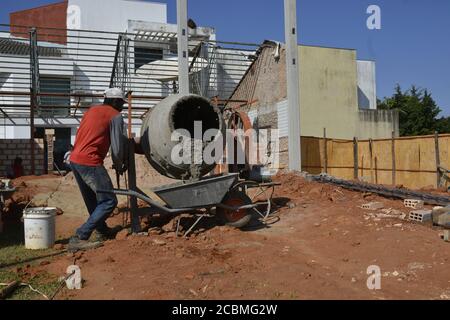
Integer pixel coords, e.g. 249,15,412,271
20,200,34,222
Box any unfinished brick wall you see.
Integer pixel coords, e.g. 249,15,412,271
0,139,45,177
229,43,289,170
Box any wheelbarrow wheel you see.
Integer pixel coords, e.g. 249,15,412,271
217,191,252,228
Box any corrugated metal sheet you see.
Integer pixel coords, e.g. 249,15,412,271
0,38,63,57
277,99,288,137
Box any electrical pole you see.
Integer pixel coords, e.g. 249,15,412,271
284,0,301,171
177,0,189,95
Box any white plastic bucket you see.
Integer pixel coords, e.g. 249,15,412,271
23,207,56,250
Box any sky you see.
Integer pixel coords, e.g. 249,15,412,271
1,0,449,115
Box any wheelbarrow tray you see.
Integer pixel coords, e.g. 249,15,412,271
152,173,239,209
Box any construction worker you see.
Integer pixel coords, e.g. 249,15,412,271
68,88,128,252
6,157,24,179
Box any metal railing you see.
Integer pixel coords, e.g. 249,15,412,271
0,23,258,121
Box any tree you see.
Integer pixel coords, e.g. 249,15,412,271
378,85,449,136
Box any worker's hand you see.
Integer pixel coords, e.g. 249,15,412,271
112,163,127,176
134,137,145,155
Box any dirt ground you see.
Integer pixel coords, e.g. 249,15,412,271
1,168,449,300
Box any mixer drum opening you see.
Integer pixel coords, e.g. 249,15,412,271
171,95,221,138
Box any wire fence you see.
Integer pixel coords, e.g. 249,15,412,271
0,23,258,121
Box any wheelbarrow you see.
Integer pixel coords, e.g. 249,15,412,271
100,173,271,236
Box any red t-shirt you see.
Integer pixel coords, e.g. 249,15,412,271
70,105,120,166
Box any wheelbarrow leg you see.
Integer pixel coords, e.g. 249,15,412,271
175,217,182,237
184,213,208,238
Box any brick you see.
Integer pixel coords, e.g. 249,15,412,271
404,199,424,210
362,202,384,210
408,210,432,223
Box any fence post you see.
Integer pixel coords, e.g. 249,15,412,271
435,131,441,188
323,128,328,174
353,137,358,180
391,131,396,186
369,139,374,183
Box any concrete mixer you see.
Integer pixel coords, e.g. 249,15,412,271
101,94,280,235
139,94,225,180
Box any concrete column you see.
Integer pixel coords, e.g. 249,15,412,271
284,0,301,171
177,0,189,95
45,129,55,173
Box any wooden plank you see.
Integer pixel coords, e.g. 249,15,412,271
369,139,374,183
392,131,396,186
435,131,441,188
323,128,328,174
353,137,358,180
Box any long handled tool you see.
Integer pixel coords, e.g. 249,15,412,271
0,281,20,300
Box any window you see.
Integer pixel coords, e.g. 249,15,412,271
134,47,163,70
39,77,71,117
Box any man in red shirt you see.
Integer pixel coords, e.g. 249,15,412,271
68,88,127,252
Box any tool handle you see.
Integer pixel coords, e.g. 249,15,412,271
0,281,20,300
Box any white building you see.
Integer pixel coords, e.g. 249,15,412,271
0,0,253,168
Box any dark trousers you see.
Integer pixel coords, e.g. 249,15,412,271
71,162,118,240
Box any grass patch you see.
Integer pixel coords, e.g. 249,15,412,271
0,222,59,268
0,222,63,300
0,269,60,300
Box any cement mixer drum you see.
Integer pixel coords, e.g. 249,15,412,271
140,94,225,180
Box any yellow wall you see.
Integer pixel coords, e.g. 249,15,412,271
299,45,359,139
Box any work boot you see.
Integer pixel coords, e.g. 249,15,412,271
93,225,123,242
68,235,103,253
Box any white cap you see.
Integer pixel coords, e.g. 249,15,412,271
104,88,128,103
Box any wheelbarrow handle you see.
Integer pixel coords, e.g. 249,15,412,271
97,189,189,214
98,189,261,213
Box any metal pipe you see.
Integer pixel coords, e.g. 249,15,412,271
312,174,450,206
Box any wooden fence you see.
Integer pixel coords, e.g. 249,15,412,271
300,132,450,190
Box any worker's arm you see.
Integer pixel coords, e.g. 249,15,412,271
110,114,129,174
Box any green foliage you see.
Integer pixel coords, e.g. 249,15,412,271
378,85,449,136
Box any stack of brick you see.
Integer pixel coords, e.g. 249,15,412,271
0,139,45,176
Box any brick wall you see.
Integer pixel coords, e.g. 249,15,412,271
10,1,68,45
0,139,45,176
